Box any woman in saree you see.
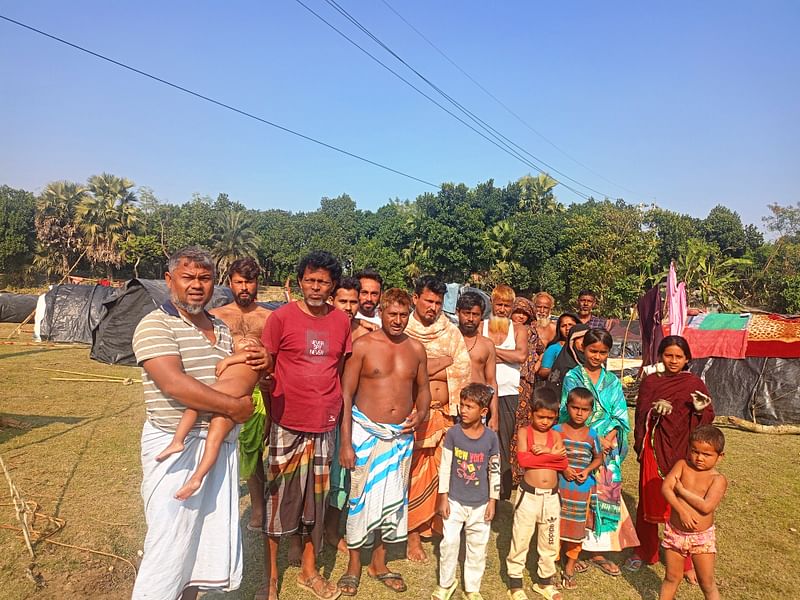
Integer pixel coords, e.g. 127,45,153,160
560,328,639,576
625,335,715,583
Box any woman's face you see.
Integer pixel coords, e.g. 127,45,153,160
511,311,530,325
584,340,610,369
661,344,688,375
559,317,577,339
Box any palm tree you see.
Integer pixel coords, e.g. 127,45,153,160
77,173,140,279
483,219,521,286
211,209,261,282
517,174,561,213
34,181,87,277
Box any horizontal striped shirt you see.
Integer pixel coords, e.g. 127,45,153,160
132,301,233,432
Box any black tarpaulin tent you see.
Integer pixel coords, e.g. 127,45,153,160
0,292,38,323
39,284,114,343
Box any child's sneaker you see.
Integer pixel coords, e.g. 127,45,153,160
431,581,458,600
531,583,562,600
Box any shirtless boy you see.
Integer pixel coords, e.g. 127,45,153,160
157,336,264,500
660,425,728,600
337,288,432,595
456,291,498,431
506,387,568,600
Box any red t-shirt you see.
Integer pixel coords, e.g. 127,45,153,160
262,301,352,432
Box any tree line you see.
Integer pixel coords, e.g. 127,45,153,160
1,174,798,316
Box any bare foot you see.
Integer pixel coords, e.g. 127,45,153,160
247,512,264,531
406,531,428,563
174,477,202,501
287,534,302,567
155,440,184,462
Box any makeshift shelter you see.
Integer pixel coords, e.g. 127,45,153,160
90,278,233,366
38,284,114,344
0,292,38,323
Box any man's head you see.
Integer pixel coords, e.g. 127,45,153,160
457,291,486,336
577,289,597,318
491,284,515,318
355,268,383,317
333,277,361,320
413,275,446,326
296,251,342,307
227,257,260,308
380,288,412,338
532,292,555,327
165,247,216,316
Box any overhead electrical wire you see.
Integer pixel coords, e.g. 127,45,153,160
0,13,440,190
380,0,641,197
291,0,592,199
305,0,609,199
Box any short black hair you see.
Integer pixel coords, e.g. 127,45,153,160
460,383,493,410
296,251,342,286
658,335,692,364
355,268,383,289
577,289,597,299
584,328,613,350
567,387,594,407
690,425,725,454
456,290,485,313
531,386,560,414
228,257,261,281
414,275,446,297
335,276,361,294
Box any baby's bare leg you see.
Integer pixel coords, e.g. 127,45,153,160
156,409,199,462
174,413,235,500
691,553,719,600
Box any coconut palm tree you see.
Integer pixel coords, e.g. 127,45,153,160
211,209,261,282
34,181,87,277
517,174,561,213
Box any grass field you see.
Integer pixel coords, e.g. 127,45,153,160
1,323,798,599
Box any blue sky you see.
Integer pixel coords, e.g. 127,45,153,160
1,1,798,226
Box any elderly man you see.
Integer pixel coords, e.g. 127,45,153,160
404,275,472,562
131,247,263,600
260,251,352,600
483,284,528,500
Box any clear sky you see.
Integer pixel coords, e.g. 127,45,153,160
1,1,798,226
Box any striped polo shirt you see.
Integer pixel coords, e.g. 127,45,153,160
132,301,233,432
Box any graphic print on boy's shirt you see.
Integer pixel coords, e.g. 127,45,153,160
454,445,486,486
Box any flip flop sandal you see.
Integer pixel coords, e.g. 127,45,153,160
297,573,341,600
573,560,590,574
430,581,457,600
368,571,407,593
531,583,562,600
561,572,577,591
337,574,360,597
507,590,529,600
623,556,643,572
590,558,621,577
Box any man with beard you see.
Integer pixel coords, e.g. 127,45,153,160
456,291,499,431
576,289,609,330
332,277,373,342
209,257,272,532
260,251,352,600
355,268,383,329
404,276,472,563
482,284,528,500
532,291,557,349
131,247,266,600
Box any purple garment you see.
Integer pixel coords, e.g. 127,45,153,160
667,263,687,336
637,286,664,366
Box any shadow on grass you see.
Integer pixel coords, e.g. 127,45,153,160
620,489,663,599
0,412,86,444
0,346,74,361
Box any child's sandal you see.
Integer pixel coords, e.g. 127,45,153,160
561,573,577,591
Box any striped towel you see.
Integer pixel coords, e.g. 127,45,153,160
345,405,414,549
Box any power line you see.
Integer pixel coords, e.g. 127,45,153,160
380,0,642,198
291,0,591,199
0,13,441,190
314,0,608,199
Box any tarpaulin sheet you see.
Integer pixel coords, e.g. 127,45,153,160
39,284,113,344
690,357,800,425
0,293,38,323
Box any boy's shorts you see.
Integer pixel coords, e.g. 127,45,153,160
662,522,716,556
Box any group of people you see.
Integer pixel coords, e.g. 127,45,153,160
130,247,727,600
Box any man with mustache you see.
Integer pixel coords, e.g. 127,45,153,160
456,291,499,431
355,268,383,329
483,284,528,500
209,257,272,533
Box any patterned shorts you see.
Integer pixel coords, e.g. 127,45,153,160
662,522,716,556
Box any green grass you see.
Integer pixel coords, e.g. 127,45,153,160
1,323,798,599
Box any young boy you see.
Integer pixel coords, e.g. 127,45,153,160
156,336,264,500
431,383,500,600
659,425,728,600
506,386,568,600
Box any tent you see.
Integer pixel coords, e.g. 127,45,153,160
0,292,38,323
90,279,233,366
38,284,114,343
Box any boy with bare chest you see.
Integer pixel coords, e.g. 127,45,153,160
660,425,728,600
337,289,432,595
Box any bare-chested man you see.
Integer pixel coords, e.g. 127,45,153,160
404,275,472,562
209,257,271,531
336,288,431,595
483,284,528,500
456,291,499,431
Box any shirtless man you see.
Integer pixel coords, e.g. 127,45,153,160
332,277,373,341
209,257,271,531
456,291,499,431
336,288,431,595
483,284,528,500
404,276,472,562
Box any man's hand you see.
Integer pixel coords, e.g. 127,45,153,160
653,398,673,416
484,499,496,522
691,391,712,412
229,395,254,423
245,346,270,371
488,414,499,432
339,443,356,470
401,410,426,435
437,493,450,519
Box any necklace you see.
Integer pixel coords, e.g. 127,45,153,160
465,334,478,352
